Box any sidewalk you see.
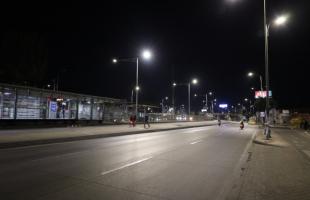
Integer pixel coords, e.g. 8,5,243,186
269,124,291,129
233,128,310,200
0,121,218,149
253,129,290,147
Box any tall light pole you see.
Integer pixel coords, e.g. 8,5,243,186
112,49,152,118
205,93,208,112
173,78,198,118
264,6,288,139
228,0,289,139
208,92,213,113
193,92,212,113
172,82,177,117
161,96,169,113
189,79,198,116
263,0,270,138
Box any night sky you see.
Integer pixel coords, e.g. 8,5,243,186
1,0,309,110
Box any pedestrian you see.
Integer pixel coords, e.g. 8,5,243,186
144,113,150,129
132,115,136,127
129,115,133,127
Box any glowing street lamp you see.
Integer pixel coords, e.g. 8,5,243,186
274,15,288,26
142,50,152,60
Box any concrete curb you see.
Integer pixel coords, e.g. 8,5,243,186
0,123,222,149
253,139,285,148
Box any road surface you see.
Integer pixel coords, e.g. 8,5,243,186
0,123,257,200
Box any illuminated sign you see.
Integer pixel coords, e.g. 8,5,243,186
219,104,228,108
255,91,272,99
50,102,57,112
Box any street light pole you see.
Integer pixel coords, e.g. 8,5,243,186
173,79,197,118
264,0,271,139
113,49,152,119
188,83,191,116
172,83,176,117
136,57,139,117
205,93,208,112
260,75,263,92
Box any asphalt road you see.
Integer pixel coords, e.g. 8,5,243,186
0,123,258,200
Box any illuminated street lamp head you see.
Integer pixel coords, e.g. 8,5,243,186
244,98,248,102
173,82,177,87
274,15,288,26
251,87,255,91
194,94,197,97
142,50,152,60
248,72,254,77
192,78,198,85
209,92,213,95
135,86,140,91
112,58,118,63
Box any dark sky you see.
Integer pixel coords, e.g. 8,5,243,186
2,0,310,110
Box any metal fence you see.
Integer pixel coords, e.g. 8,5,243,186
0,83,127,122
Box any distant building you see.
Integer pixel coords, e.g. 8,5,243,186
0,83,127,122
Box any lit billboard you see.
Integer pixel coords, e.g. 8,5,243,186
219,104,228,108
255,91,272,99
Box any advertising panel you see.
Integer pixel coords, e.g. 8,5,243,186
255,91,272,99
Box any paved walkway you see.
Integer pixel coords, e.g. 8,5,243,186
0,121,218,148
234,128,310,200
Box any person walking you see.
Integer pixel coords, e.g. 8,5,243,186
129,115,134,127
132,115,136,127
144,113,150,129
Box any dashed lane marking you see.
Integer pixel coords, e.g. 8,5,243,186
190,140,203,145
101,157,153,176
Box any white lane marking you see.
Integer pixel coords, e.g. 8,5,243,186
187,129,203,133
101,157,152,176
190,140,202,145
